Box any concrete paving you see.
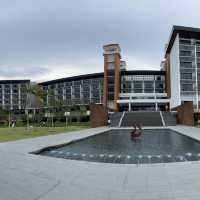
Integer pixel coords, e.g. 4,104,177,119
0,126,200,200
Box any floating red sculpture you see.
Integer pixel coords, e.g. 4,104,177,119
131,123,142,139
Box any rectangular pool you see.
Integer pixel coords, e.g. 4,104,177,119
37,129,200,164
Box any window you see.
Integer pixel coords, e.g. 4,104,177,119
180,50,192,57
144,81,154,89
180,62,193,68
196,52,200,57
13,89,18,93
133,75,144,81
181,73,192,80
143,75,154,81
134,81,142,89
108,93,114,100
4,89,10,94
107,54,115,62
181,83,193,91
134,89,143,93
108,48,116,52
179,38,192,45
108,63,115,70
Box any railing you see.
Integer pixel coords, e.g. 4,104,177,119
196,45,200,52
180,57,195,62
179,44,194,51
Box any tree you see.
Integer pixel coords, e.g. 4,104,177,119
0,108,9,127
47,92,68,126
79,105,87,123
80,105,87,114
25,84,45,129
46,88,56,127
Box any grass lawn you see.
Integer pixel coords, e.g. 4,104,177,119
0,125,89,142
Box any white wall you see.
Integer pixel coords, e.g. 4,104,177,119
181,94,195,101
170,34,181,109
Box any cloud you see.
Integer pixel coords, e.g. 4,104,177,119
0,0,200,81
0,65,48,79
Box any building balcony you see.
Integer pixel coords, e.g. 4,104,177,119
180,57,195,62
180,69,195,74
120,92,167,98
179,44,194,51
196,45,200,52
180,51,194,57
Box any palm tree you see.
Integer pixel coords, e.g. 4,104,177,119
46,88,56,127
47,91,67,127
25,84,44,129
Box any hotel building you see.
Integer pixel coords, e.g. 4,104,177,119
40,73,104,107
103,44,167,111
0,80,30,111
39,44,167,112
165,26,200,112
0,25,199,121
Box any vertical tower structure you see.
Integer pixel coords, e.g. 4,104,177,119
165,26,200,112
103,44,121,111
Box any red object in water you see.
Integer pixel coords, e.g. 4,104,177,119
131,123,142,139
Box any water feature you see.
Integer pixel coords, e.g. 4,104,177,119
36,129,200,164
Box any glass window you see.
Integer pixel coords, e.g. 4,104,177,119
108,63,115,70
181,73,192,80
134,81,142,88
107,54,115,62
179,38,192,45
180,50,192,57
180,62,193,68
181,83,193,91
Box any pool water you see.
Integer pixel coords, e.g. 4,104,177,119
38,129,200,164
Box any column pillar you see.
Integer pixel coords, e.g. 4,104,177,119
155,102,158,111
129,96,131,111
195,44,199,111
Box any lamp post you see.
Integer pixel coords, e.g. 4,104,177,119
86,110,90,116
25,109,29,129
64,111,70,127
8,109,11,128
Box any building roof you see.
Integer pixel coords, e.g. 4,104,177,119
0,80,30,84
166,25,200,54
39,72,104,85
103,44,120,48
39,70,164,86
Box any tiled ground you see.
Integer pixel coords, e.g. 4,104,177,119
0,126,200,200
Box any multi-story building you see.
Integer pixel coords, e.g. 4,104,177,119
0,80,30,111
0,25,199,118
102,44,168,111
165,26,200,112
119,70,166,111
39,44,167,112
39,73,104,107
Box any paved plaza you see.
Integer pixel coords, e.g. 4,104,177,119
0,126,200,200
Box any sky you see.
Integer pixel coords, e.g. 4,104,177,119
0,0,200,82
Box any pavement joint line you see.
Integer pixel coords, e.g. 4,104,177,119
33,180,61,200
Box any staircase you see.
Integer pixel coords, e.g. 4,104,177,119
162,112,177,126
120,111,163,127
110,112,123,127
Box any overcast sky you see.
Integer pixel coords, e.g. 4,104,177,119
0,0,200,82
